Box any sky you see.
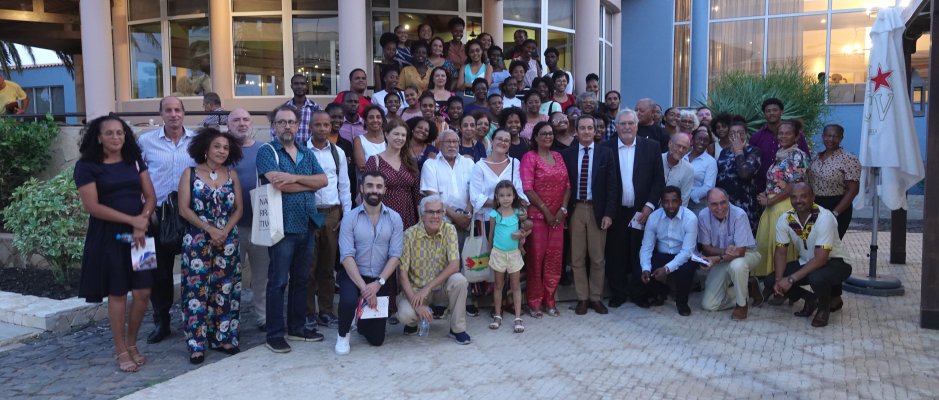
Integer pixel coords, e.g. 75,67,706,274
14,44,61,65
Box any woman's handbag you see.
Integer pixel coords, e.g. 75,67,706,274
250,143,285,246
462,217,494,283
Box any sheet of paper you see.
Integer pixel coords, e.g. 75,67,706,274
628,213,644,230
130,237,157,271
359,296,389,319
691,251,712,267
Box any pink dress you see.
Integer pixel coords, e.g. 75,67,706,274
520,151,569,310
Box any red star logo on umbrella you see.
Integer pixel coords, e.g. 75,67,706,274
870,66,892,92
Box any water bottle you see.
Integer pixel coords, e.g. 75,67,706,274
418,319,430,337
115,233,134,243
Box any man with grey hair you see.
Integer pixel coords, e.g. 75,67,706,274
635,98,668,152
420,129,474,247
397,195,471,345
662,133,695,207
697,188,762,321
601,108,664,308
228,108,271,330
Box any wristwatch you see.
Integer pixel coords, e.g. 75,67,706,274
786,276,795,285
560,207,568,214
378,277,386,286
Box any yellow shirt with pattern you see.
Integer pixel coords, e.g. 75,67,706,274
400,221,460,290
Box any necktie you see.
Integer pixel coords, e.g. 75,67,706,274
579,146,590,200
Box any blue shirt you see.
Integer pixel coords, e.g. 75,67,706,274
256,140,325,233
640,206,698,272
137,127,197,205
339,204,404,278
233,141,264,227
697,204,756,250
489,209,520,251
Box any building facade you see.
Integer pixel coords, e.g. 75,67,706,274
620,0,929,159
84,0,622,122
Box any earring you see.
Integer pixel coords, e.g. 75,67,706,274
97,139,102,144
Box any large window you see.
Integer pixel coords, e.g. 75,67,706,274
23,86,65,121
233,17,284,96
700,0,904,104
293,15,339,95
672,0,691,106
599,5,615,97
127,0,209,99
503,0,575,86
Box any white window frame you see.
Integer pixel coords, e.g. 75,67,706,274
503,0,576,77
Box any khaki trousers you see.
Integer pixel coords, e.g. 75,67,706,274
569,203,607,302
306,205,341,315
397,273,468,333
702,250,762,311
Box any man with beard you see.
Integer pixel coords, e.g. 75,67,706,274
662,134,694,207
138,96,196,343
228,108,271,330
765,183,852,328
335,171,404,355
257,105,328,353
639,186,698,316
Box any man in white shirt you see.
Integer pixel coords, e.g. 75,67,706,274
662,134,694,207
420,129,474,247
305,111,353,329
543,47,573,95
767,183,852,328
639,186,699,316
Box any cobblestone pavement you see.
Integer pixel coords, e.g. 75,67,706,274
3,231,939,400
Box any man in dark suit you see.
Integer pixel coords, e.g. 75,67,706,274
562,115,620,315
602,108,665,308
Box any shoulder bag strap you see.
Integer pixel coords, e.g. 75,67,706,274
329,142,340,171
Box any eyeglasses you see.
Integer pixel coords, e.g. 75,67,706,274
423,209,445,216
440,140,460,145
275,120,299,127
538,131,555,137
493,137,511,143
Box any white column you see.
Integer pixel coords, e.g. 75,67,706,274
112,0,131,106
483,0,504,47
611,7,622,93
573,0,600,92
209,0,234,100
338,0,368,92
80,0,116,118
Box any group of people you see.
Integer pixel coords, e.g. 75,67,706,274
74,22,862,373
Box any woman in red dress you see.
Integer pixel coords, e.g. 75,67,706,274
520,121,570,318
364,118,421,228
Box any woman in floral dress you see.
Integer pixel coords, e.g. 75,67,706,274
754,120,806,284
178,128,244,364
520,121,570,318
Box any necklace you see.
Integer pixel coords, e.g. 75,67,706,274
205,164,220,181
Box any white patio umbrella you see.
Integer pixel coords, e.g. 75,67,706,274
848,6,925,296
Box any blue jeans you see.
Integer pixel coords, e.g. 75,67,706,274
266,230,315,340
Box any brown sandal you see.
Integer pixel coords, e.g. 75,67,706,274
115,352,139,372
127,345,145,366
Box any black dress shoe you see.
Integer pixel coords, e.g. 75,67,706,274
794,297,818,317
608,298,626,308
211,346,240,356
632,298,650,309
146,325,170,344
811,309,830,327
676,303,692,316
829,296,844,312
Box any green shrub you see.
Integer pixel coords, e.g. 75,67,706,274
703,62,828,147
0,115,59,217
1,167,86,284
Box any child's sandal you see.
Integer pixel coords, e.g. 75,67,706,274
513,318,525,333
489,315,502,329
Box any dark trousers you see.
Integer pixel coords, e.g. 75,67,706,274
266,230,314,340
814,195,850,297
337,269,391,346
765,258,852,308
605,206,643,302
150,209,180,328
636,251,697,305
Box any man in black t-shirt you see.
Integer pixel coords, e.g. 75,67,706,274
635,98,669,152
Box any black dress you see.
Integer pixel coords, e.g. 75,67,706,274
75,159,153,303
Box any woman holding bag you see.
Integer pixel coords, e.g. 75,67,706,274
75,115,157,372
177,128,244,364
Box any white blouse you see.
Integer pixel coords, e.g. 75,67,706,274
469,157,529,221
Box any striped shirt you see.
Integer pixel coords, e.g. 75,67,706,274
270,97,321,144
400,222,459,290
137,127,197,205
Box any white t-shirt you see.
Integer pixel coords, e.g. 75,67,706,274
775,205,847,265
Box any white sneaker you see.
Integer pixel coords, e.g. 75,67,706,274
335,333,350,355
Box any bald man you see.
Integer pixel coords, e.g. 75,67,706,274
228,108,271,330
635,98,668,152
138,96,197,343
